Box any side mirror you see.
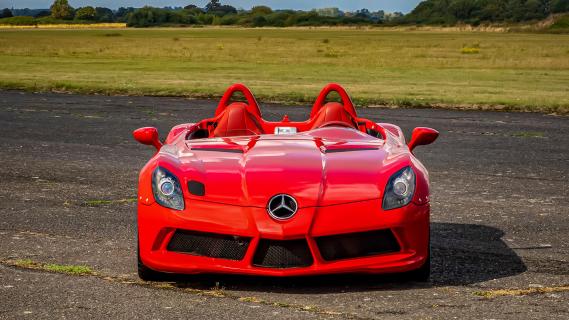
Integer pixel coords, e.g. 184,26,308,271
408,127,439,153
133,127,163,151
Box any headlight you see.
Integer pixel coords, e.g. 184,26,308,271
152,166,184,210
382,166,415,210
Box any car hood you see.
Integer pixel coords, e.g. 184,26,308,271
163,128,408,208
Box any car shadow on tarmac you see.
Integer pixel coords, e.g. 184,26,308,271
163,223,527,293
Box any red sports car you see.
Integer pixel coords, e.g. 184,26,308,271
133,83,438,281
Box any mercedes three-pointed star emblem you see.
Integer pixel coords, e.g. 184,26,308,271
267,194,298,220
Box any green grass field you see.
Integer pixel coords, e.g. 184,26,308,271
0,28,568,113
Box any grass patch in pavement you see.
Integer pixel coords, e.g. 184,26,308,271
1,258,353,318
82,198,137,207
0,28,568,113
10,259,94,275
512,131,545,138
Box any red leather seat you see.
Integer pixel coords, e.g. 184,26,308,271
212,103,264,137
310,102,357,130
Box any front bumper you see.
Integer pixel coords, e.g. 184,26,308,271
138,199,429,276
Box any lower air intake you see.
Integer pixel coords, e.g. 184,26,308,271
253,239,313,268
315,229,400,261
167,230,251,261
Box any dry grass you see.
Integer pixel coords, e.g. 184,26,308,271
82,198,137,207
0,28,568,113
1,258,351,317
474,285,569,298
8,259,94,275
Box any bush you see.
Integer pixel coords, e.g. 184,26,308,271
34,10,51,18
197,13,214,25
219,14,239,25
265,12,291,26
549,14,569,31
0,16,36,25
251,6,272,15
252,15,267,27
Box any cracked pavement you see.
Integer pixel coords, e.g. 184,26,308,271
0,91,567,319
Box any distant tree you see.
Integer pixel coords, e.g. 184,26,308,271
370,10,385,22
212,15,222,25
127,6,189,27
404,0,560,25
252,14,267,26
197,13,214,24
50,0,74,20
450,0,478,20
115,7,135,22
219,14,239,25
355,8,370,18
523,0,545,20
205,0,221,12
251,6,272,15
184,4,204,15
1,8,14,18
95,7,114,22
477,2,503,22
208,3,237,16
552,0,569,12
392,12,404,18
34,10,51,18
265,11,291,26
217,5,237,15
75,6,96,20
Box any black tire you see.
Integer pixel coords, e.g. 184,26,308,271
137,244,169,282
406,239,431,282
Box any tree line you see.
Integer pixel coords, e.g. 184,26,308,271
1,0,569,26
405,0,569,25
0,1,134,23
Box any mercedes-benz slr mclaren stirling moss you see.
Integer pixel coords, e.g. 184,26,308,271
133,83,438,281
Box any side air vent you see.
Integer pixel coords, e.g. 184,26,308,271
188,181,205,196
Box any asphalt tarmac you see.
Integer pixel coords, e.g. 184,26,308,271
0,90,567,319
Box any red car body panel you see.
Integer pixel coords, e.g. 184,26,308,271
135,83,437,277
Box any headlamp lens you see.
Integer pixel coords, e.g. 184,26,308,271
382,166,415,210
152,167,184,211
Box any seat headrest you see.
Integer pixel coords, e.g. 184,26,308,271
310,102,357,130
310,83,357,119
212,103,264,137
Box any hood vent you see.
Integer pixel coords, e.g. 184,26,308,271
324,147,379,153
191,147,244,153
322,144,380,154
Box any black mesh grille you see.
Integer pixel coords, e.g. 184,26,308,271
167,230,251,261
315,229,400,261
253,239,313,268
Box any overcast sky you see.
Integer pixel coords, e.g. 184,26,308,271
0,1,421,13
